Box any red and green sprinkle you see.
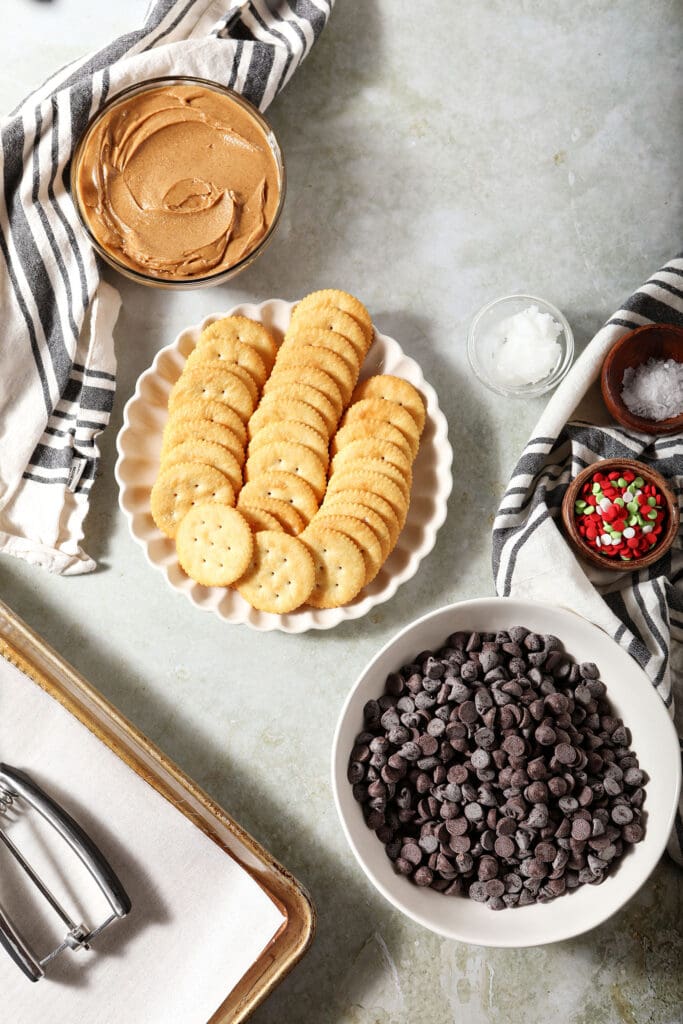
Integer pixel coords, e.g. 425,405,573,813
574,468,666,562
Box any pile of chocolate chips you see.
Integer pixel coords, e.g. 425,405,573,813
348,627,646,910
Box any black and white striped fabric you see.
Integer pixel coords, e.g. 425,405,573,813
0,0,332,574
493,254,683,865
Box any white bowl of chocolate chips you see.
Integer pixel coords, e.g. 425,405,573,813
332,598,680,946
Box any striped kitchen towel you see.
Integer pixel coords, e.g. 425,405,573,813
492,253,683,864
0,0,332,574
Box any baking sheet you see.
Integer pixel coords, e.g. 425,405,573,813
0,604,313,1023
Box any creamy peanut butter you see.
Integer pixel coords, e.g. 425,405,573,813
75,83,282,281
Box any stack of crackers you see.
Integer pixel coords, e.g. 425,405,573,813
150,289,425,613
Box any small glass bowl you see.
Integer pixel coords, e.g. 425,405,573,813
467,294,574,398
71,76,286,290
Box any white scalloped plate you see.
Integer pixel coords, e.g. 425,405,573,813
115,300,453,632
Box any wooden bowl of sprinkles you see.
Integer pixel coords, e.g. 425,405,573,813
561,459,679,572
600,324,683,435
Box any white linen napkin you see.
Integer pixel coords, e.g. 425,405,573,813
492,254,683,865
1,651,286,1023
0,0,333,575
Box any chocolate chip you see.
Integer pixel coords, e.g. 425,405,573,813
525,781,548,804
464,802,484,822
496,816,517,836
380,707,400,730
469,881,488,902
527,757,548,780
502,735,525,757
571,819,591,841
470,749,491,770
458,700,478,724
456,852,474,874
555,743,577,765
574,684,593,705
524,858,548,878
450,834,471,854
481,829,496,851
494,835,516,859
485,879,505,898
622,822,644,844
623,767,644,787
418,734,439,756
534,724,557,746
399,741,421,761
525,804,549,829
545,692,569,715
611,805,634,825
603,776,622,797
534,842,556,862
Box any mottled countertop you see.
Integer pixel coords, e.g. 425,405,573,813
2,2,682,1022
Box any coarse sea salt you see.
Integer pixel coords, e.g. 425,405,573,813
621,357,683,421
489,305,563,387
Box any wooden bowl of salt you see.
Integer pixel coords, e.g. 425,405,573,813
601,324,683,435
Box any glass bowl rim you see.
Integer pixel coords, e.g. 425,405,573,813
467,293,575,398
70,75,286,289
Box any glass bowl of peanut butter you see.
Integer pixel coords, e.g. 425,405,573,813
71,77,286,288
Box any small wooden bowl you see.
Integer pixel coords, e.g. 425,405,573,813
561,459,679,571
600,323,683,435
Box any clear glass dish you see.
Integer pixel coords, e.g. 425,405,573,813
467,293,574,398
71,76,286,290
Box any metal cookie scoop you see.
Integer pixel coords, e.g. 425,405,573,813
0,763,131,981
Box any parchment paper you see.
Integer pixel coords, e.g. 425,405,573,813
0,654,285,1023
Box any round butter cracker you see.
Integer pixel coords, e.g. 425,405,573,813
162,439,243,493
248,419,329,468
261,381,338,435
238,471,319,524
316,499,392,561
321,487,400,547
289,305,369,364
351,374,426,433
327,468,408,525
237,495,305,535
333,455,412,504
331,438,413,478
311,513,383,587
187,336,267,389
330,419,412,461
246,441,327,501
169,365,255,423
341,397,421,459
236,531,315,613
291,289,372,348
200,316,278,373
280,327,360,377
176,503,253,586
264,364,343,418
151,462,235,539
301,525,366,608
274,343,357,405
239,504,284,533
172,398,247,446
248,395,329,440
162,418,245,466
